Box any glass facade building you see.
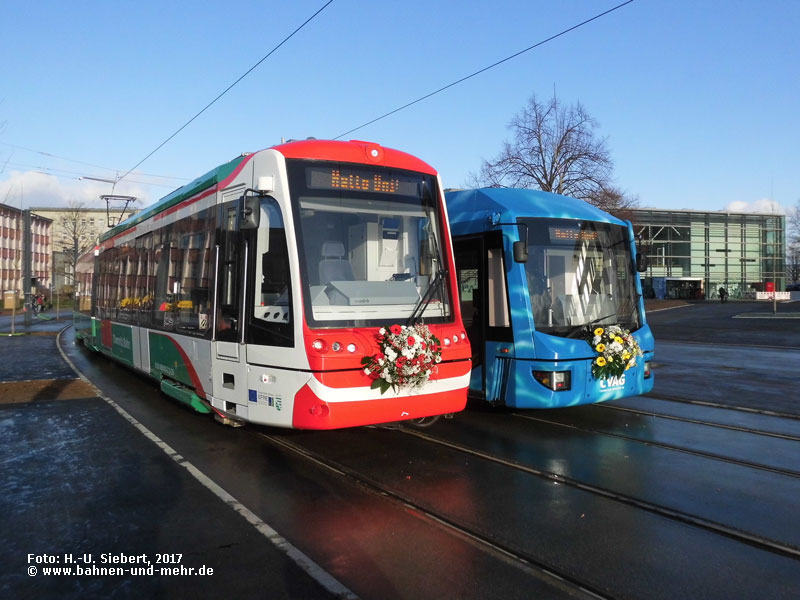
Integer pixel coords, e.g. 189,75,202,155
630,209,785,300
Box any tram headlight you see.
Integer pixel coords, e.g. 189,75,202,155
346,343,357,353
532,370,571,391
312,339,328,353
332,342,342,352
644,361,652,379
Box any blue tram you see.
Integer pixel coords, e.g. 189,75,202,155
445,188,654,408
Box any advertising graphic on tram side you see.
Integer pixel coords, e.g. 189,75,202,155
445,188,654,408
74,140,471,429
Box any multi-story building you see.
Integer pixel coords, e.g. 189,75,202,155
31,206,139,293
1,203,53,303
631,208,786,300
1,205,139,304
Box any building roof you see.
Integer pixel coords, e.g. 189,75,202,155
632,207,785,219
0,203,53,222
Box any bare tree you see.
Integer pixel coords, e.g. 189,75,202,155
585,186,640,221
788,198,800,244
471,93,636,213
58,200,94,287
787,198,800,284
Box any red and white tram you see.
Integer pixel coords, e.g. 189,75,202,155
75,140,471,429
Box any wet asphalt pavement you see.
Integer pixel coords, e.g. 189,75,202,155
0,317,341,600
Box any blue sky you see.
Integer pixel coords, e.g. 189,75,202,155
1,1,798,216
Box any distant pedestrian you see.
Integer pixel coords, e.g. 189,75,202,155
718,287,728,303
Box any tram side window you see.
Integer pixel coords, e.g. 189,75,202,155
248,197,293,347
215,203,240,342
146,213,215,339
135,235,153,328
115,245,137,324
487,247,510,328
153,225,176,331
174,209,214,337
99,248,121,321
96,248,117,320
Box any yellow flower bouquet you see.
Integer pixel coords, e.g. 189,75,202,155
587,325,643,379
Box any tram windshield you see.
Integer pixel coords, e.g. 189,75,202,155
520,218,641,337
287,161,452,328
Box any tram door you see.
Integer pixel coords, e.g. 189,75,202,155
454,233,513,402
212,197,249,409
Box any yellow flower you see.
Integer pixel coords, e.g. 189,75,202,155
594,327,604,336
596,343,606,352
607,356,614,362
596,357,606,366
623,352,631,360
614,336,624,344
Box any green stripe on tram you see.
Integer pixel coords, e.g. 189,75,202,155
159,378,211,414
101,154,247,242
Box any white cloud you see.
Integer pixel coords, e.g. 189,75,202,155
0,170,152,210
724,197,787,215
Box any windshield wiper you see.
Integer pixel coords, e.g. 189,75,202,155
406,268,447,326
565,311,619,339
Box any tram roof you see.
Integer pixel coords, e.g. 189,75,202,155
445,188,625,231
101,154,248,243
102,139,438,243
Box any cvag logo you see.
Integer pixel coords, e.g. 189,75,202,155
600,374,626,389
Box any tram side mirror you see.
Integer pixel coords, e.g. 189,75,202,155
240,195,261,229
636,252,648,272
513,240,528,263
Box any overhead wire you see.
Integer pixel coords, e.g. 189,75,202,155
117,0,335,184
333,0,635,140
0,142,189,184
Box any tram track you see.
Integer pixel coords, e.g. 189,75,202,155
258,430,608,600
512,411,800,479
643,391,800,420
656,339,800,351
596,401,800,442
392,424,800,561
257,419,800,600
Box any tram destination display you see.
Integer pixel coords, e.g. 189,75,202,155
307,166,420,196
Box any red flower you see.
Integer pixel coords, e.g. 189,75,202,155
390,325,402,335
407,336,416,347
